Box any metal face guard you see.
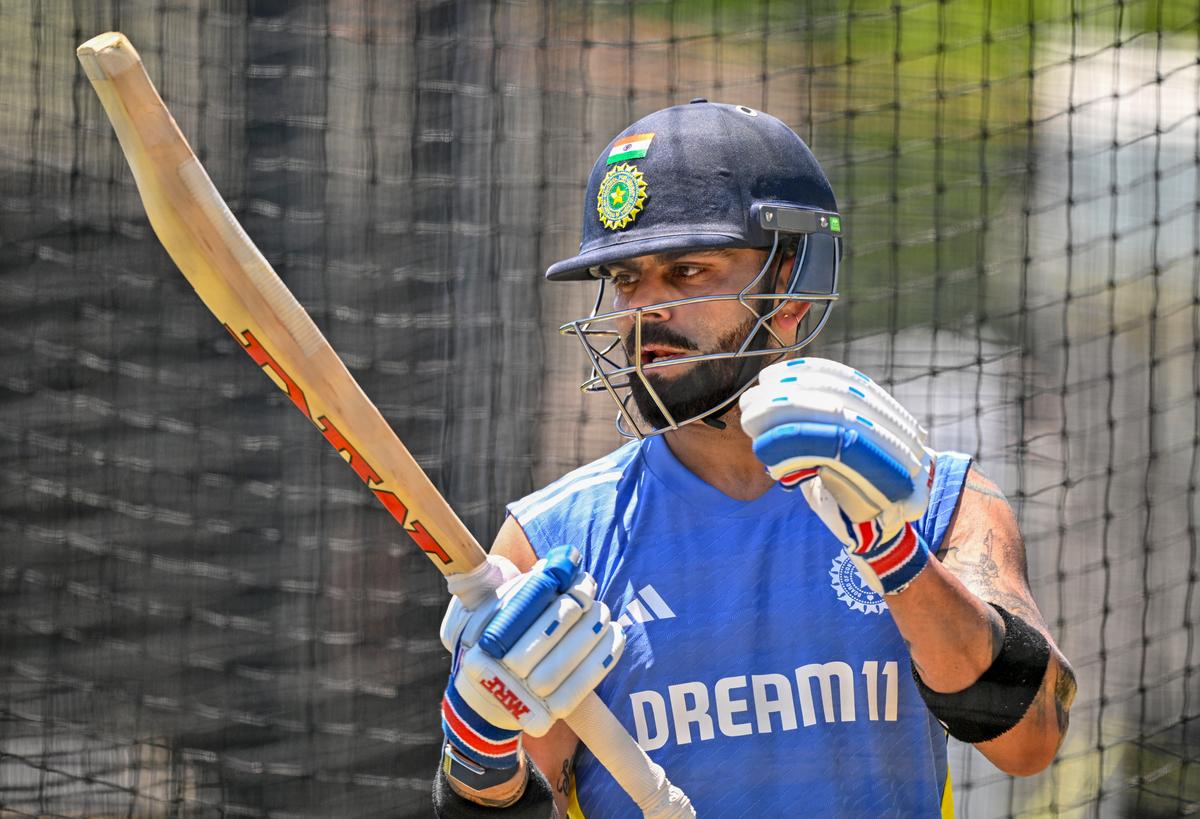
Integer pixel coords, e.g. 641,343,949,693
560,233,840,439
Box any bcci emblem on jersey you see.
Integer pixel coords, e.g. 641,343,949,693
829,552,886,615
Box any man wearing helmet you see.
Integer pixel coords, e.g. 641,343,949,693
434,101,1075,818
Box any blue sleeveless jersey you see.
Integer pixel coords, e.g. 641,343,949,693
508,437,971,818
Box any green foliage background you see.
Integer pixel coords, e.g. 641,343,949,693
579,0,1198,339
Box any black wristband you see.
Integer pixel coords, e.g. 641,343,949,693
433,752,554,819
443,742,524,792
911,603,1051,744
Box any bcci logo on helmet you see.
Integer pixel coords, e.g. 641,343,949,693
829,552,886,615
596,163,647,230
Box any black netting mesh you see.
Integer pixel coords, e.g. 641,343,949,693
1,1,1198,816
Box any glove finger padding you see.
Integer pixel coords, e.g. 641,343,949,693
499,572,596,679
741,358,935,526
524,600,613,696
754,358,926,458
544,620,625,717
456,602,625,738
744,360,927,480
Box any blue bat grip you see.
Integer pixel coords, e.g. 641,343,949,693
477,546,579,659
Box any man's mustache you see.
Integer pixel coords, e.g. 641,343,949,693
622,324,700,359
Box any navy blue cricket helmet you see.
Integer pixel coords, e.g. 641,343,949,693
552,100,844,438
546,99,841,283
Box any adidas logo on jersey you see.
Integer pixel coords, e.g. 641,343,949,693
616,584,676,628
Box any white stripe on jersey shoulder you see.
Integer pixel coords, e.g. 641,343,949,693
509,441,640,519
510,441,642,523
521,470,624,525
508,457,618,518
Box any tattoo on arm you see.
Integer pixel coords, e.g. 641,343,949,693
556,757,573,796
937,469,1007,559
942,525,1043,630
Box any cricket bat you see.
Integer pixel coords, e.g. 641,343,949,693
77,32,692,818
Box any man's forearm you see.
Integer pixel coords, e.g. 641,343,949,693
887,557,1004,692
886,558,1071,774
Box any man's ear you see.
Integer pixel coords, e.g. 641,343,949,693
772,302,813,342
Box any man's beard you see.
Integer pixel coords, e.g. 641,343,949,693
624,314,767,430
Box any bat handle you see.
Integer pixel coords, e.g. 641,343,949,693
447,561,695,818
565,695,695,818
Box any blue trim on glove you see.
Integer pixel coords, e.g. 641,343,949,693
752,421,915,502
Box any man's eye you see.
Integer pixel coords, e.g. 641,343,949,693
674,265,705,279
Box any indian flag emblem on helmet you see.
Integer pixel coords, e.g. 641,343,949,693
597,164,648,231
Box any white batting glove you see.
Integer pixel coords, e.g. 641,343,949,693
740,358,936,595
439,547,625,774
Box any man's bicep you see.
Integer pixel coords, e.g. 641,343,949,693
938,465,1050,633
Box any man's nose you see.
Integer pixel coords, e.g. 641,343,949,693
617,276,674,319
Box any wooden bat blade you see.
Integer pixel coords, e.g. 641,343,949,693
77,31,482,574
77,32,694,817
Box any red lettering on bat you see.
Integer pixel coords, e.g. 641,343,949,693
316,414,450,564
370,494,452,564
225,324,455,566
316,414,381,485
228,326,314,420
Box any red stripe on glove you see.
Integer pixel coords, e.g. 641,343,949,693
867,524,919,578
441,695,521,759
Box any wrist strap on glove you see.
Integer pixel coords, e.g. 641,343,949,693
443,741,525,792
442,681,522,771
434,750,555,818
853,520,931,595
